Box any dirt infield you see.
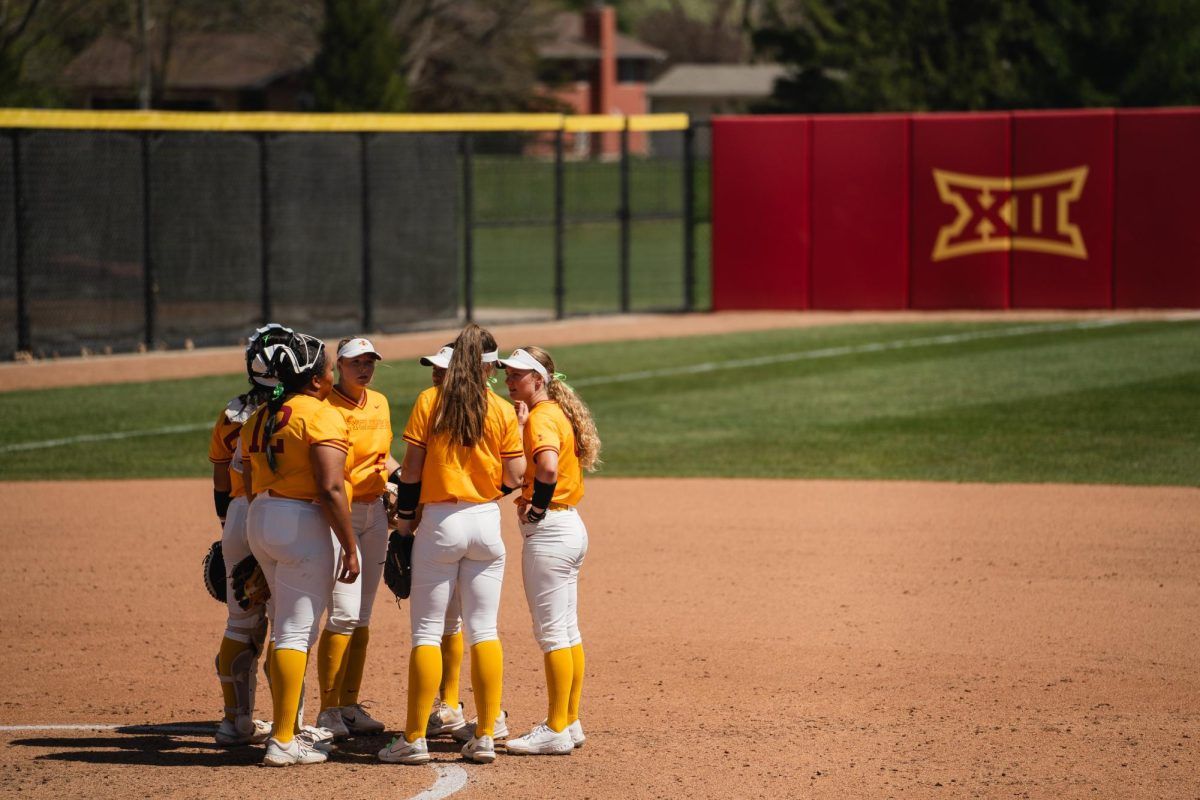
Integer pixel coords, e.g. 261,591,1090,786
4,309,1194,393
1,478,1197,799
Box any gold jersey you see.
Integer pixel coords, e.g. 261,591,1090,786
402,386,521,505
240,394,350,502
207,406,248,498
521,400,584,508
328,385,393,501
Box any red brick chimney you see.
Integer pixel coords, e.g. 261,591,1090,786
583,2,617,155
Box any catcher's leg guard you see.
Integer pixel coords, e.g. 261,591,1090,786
229,646,258,720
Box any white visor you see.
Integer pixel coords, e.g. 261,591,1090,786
482,349,499,363
419,346,453,368
338,337,381,360
497,349,548,381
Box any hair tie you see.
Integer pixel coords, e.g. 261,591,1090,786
271,384,285,401
487,375,499,387
552,372,574,391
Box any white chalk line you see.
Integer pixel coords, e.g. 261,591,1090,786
0,723,470,800
0,316,1183,455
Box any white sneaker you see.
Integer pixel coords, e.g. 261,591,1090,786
568,719,586,748
214,716,272,746
378,735,430,765
297,725,336,754
316,707,350,740
262,736,328,766
504,722,574,756
341,703,385,735
426,701,467,737
461,734,496,763
451,710,508,742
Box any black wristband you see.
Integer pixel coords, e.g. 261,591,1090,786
389,467,402,486
499,483,516,496
214,489,232,520
526,507,547,523
396,480,421,516
531,477,556,510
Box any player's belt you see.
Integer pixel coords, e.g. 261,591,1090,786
267,489,320,504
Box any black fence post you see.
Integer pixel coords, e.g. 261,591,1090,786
359,132,373,332
257,133,271,323
462,133,475,323
11,131,30,355
140,131,156,349
554,128,566,320
619,119,631,313
683,123,696,313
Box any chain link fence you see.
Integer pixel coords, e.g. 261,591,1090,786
2,112,708,359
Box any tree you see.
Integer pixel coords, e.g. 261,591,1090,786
311,0,406,112
636,0,750,64
752,0,1200,113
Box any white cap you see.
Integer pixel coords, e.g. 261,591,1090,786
497,348,548,381
338,337,381,360
419,346,453,368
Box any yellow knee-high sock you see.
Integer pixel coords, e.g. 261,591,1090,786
544,648,574,732
339,627,370,707
439,630,464,709
269,647,308,744
469,640,503,738
405,645,442,742
217,636,250,721
568,643,585,723
317,629,351,711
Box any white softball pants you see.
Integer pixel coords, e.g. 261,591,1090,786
221,496,266,644
409,501,505,649
519,508,588,653
325,498,389,634
246,495,335,654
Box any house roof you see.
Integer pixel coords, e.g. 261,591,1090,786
647,64,786,98
538,12,665,61
60,33,313,91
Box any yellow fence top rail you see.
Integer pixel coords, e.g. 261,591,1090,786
0,109,690,133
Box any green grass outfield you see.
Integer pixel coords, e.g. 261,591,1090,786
1,318,1197,485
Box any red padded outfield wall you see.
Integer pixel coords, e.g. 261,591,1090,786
711,107,1199,310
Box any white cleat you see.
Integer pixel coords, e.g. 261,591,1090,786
341,703,385,735
452,710,509,742
262,736,328,767
461,734,496,763
297,725,337,754
378,735,430,765
568,719,586,748
316,707,350,740
214,716,272,747
427,700,468,737
504,722,574,756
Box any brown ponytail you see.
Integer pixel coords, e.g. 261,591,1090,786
522,346,602,472
432,323,496,447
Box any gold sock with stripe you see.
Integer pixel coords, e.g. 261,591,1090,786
339,627,370,707
544,647,574,732
470,639,504,738
404,645,442,742
317,629,351,711
568,643,586,723
439,630,464,709
216,636,250,722
269,647,308,745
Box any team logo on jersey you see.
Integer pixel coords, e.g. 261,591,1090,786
931,167,1089,261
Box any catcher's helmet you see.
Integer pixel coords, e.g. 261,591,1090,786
245,323,294,389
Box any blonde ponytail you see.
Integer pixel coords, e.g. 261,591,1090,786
524,346,602,472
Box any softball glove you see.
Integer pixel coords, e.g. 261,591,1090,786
383,529,414,600
203,540,226,603
231,554,270,610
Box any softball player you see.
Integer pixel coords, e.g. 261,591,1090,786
242,331,360,767
498,346,600,755
209,323,292,747
315,337,396,739
378,324,525,766
418,345,510,743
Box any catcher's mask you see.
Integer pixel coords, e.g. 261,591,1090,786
266,332,326,387
245,323,294,389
